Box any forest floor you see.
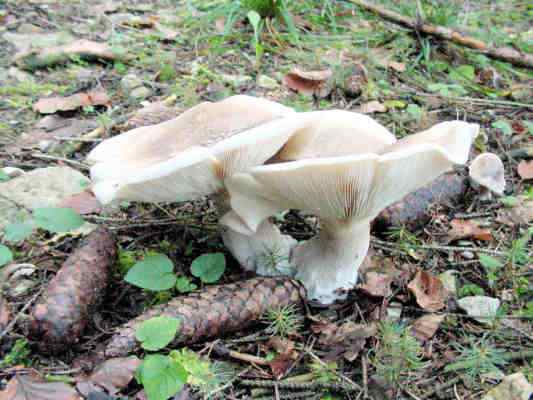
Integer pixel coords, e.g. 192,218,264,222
0,0,532,399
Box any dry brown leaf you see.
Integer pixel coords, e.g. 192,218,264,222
497,196,533,226
0,293,10,331
410,314,445,342
517,160,533,180
33,90,110,114
407,270,448,312
358,271,393,297
215,17,226,33
59,190,102,215
0,374,82,400
388,61,406,72
84,357,141,395
447,219,493,242
358,100,387,114
283,68,333,97
7,116,97,153
123,101,181,130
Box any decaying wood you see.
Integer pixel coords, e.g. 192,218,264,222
348,0,533,69
105,277,306,357
30,228,117,354
373,173,467,232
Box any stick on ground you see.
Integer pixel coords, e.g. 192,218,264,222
348,0,533,69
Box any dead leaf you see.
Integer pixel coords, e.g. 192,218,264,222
0,293,10,331
407,270,448,312
123,101,181,130
312,321,376,361
358,100,387,114
410,314,445,342
268,354,292,378
16,40,123,70
33,90,110,114
83,357,141,395
517,160,533,180
267,336,295,357
458,296,500,325
7,116,97,153
388,61,406,72
358,271,393,297
447,219,493,242
283,68,332,97
0,374,82,400
497,196,533,226
215,17,226,33
59,190,101,215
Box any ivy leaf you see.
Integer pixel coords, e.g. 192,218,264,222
136,316,180,351
125,254,176,291
191,253,226,283
0,245,13,267
33,207,85,233
136,354,187,400
478,254,503,271
175,276,197,293
4,221,35,243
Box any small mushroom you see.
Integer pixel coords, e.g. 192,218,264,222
226,121,479,304
87,95,303,275
469,152,505,200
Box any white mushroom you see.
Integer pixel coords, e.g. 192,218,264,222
469,152,505,200
226,121,479,304
87,95,303,275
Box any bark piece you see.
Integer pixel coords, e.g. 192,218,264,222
373,173,467,232
16,40,124,70
105,277,306,357
30,228,117,354
348,0,533,69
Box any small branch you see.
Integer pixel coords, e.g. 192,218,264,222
348,0,533,69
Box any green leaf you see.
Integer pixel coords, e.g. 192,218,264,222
478,254,503,271
175,276,197,293
247,10,261,32
500,196,518,208
449,65,475,81
136,316,180,351
524,121,533,136
0,169,9,182
125,254,177,291
492,120,512,136
191,253,226,283
0,245,13,267
4,221,34,243
137,355,187,400
33,208,85,233
406,104,422,120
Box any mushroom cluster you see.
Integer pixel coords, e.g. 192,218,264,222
88,95,479,304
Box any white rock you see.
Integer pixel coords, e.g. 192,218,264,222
458,296,500,325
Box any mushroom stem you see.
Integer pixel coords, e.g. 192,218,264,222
213,192,297,276
292,218,371,304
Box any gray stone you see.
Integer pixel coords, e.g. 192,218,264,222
0,166,89,229
121,73,143,91
3,31,74,53
257,75,279,90
130,86,152,100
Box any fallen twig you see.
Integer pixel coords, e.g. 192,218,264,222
30,228,117,354
348,0,533,69
105,277,306,357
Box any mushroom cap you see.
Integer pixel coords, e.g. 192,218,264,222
227,121,479,232
87,95,297,204
270,110,396,162
469,152,505,195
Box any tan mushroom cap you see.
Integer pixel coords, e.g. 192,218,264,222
269,110,396,162
469,152,505,195
87,95,299,204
